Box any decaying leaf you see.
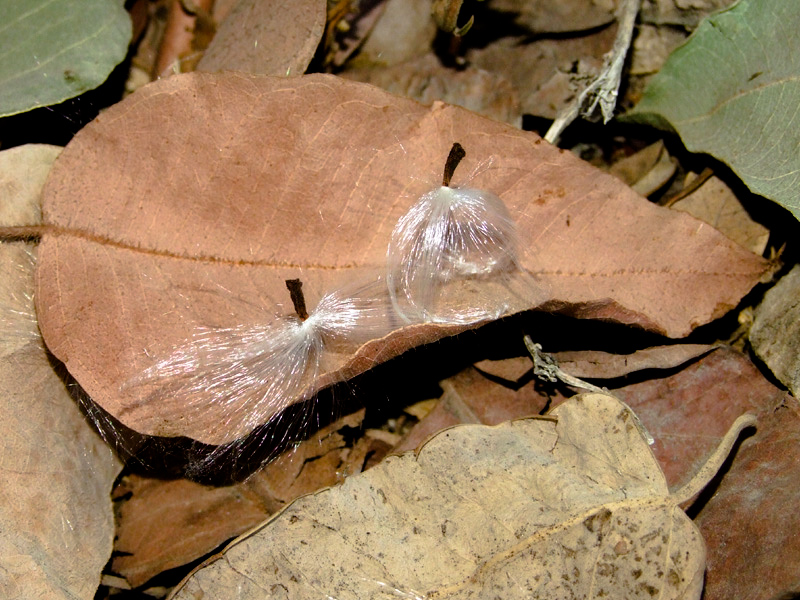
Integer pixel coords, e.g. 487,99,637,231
614,346,785,493
0,147,121,600
196,0,326,76
35,72,770,447
168,393,754,599
750,265,800,396
640,0,736,28
0,144,61,226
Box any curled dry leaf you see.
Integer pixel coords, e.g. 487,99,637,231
168,393,755,599
35,72,770,446
0,145,121,600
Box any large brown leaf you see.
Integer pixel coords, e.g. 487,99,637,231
35,72,770,445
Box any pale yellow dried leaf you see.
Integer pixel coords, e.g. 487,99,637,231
169,394,745,599
0,147,121,599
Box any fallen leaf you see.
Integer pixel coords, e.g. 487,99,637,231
629,24,687,76
671,175,770,255
0,144,61,225
355,0,437,67
0,147,121,599
550,343,716,380
0,0,132,117
35,72,770,447
196,0,326,76
694,397,800,600
168,393,754,599
393,364,553,453
628,0,800,221
750,265,800,396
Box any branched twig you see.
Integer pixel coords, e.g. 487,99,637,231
524,335,655,445
544,0,641,145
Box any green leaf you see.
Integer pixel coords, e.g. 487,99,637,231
0,0,131,118
626,0,800,221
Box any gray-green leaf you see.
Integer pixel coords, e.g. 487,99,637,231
626,0,800,221
0,0,131,118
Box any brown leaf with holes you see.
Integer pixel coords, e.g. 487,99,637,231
35,72,770,447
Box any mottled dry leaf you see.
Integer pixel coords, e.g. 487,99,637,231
36,72,770,446
197,0,325,76
695,397,800,600
113,411,368,587
750,265,800,396
169,393,752,599
343,53,522,126
672,175,769,255
0,149,121,599
467,27,617,119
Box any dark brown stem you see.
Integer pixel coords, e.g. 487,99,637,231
285,279,309,321
442,142,466,187
0,225,46,241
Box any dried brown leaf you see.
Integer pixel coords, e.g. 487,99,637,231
356,0,436,66
750,265,800,395
35,72,770,446
168,393,753,599
671,175,769,255
0,146,121,600
550,343,716,379
197,0,326,76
